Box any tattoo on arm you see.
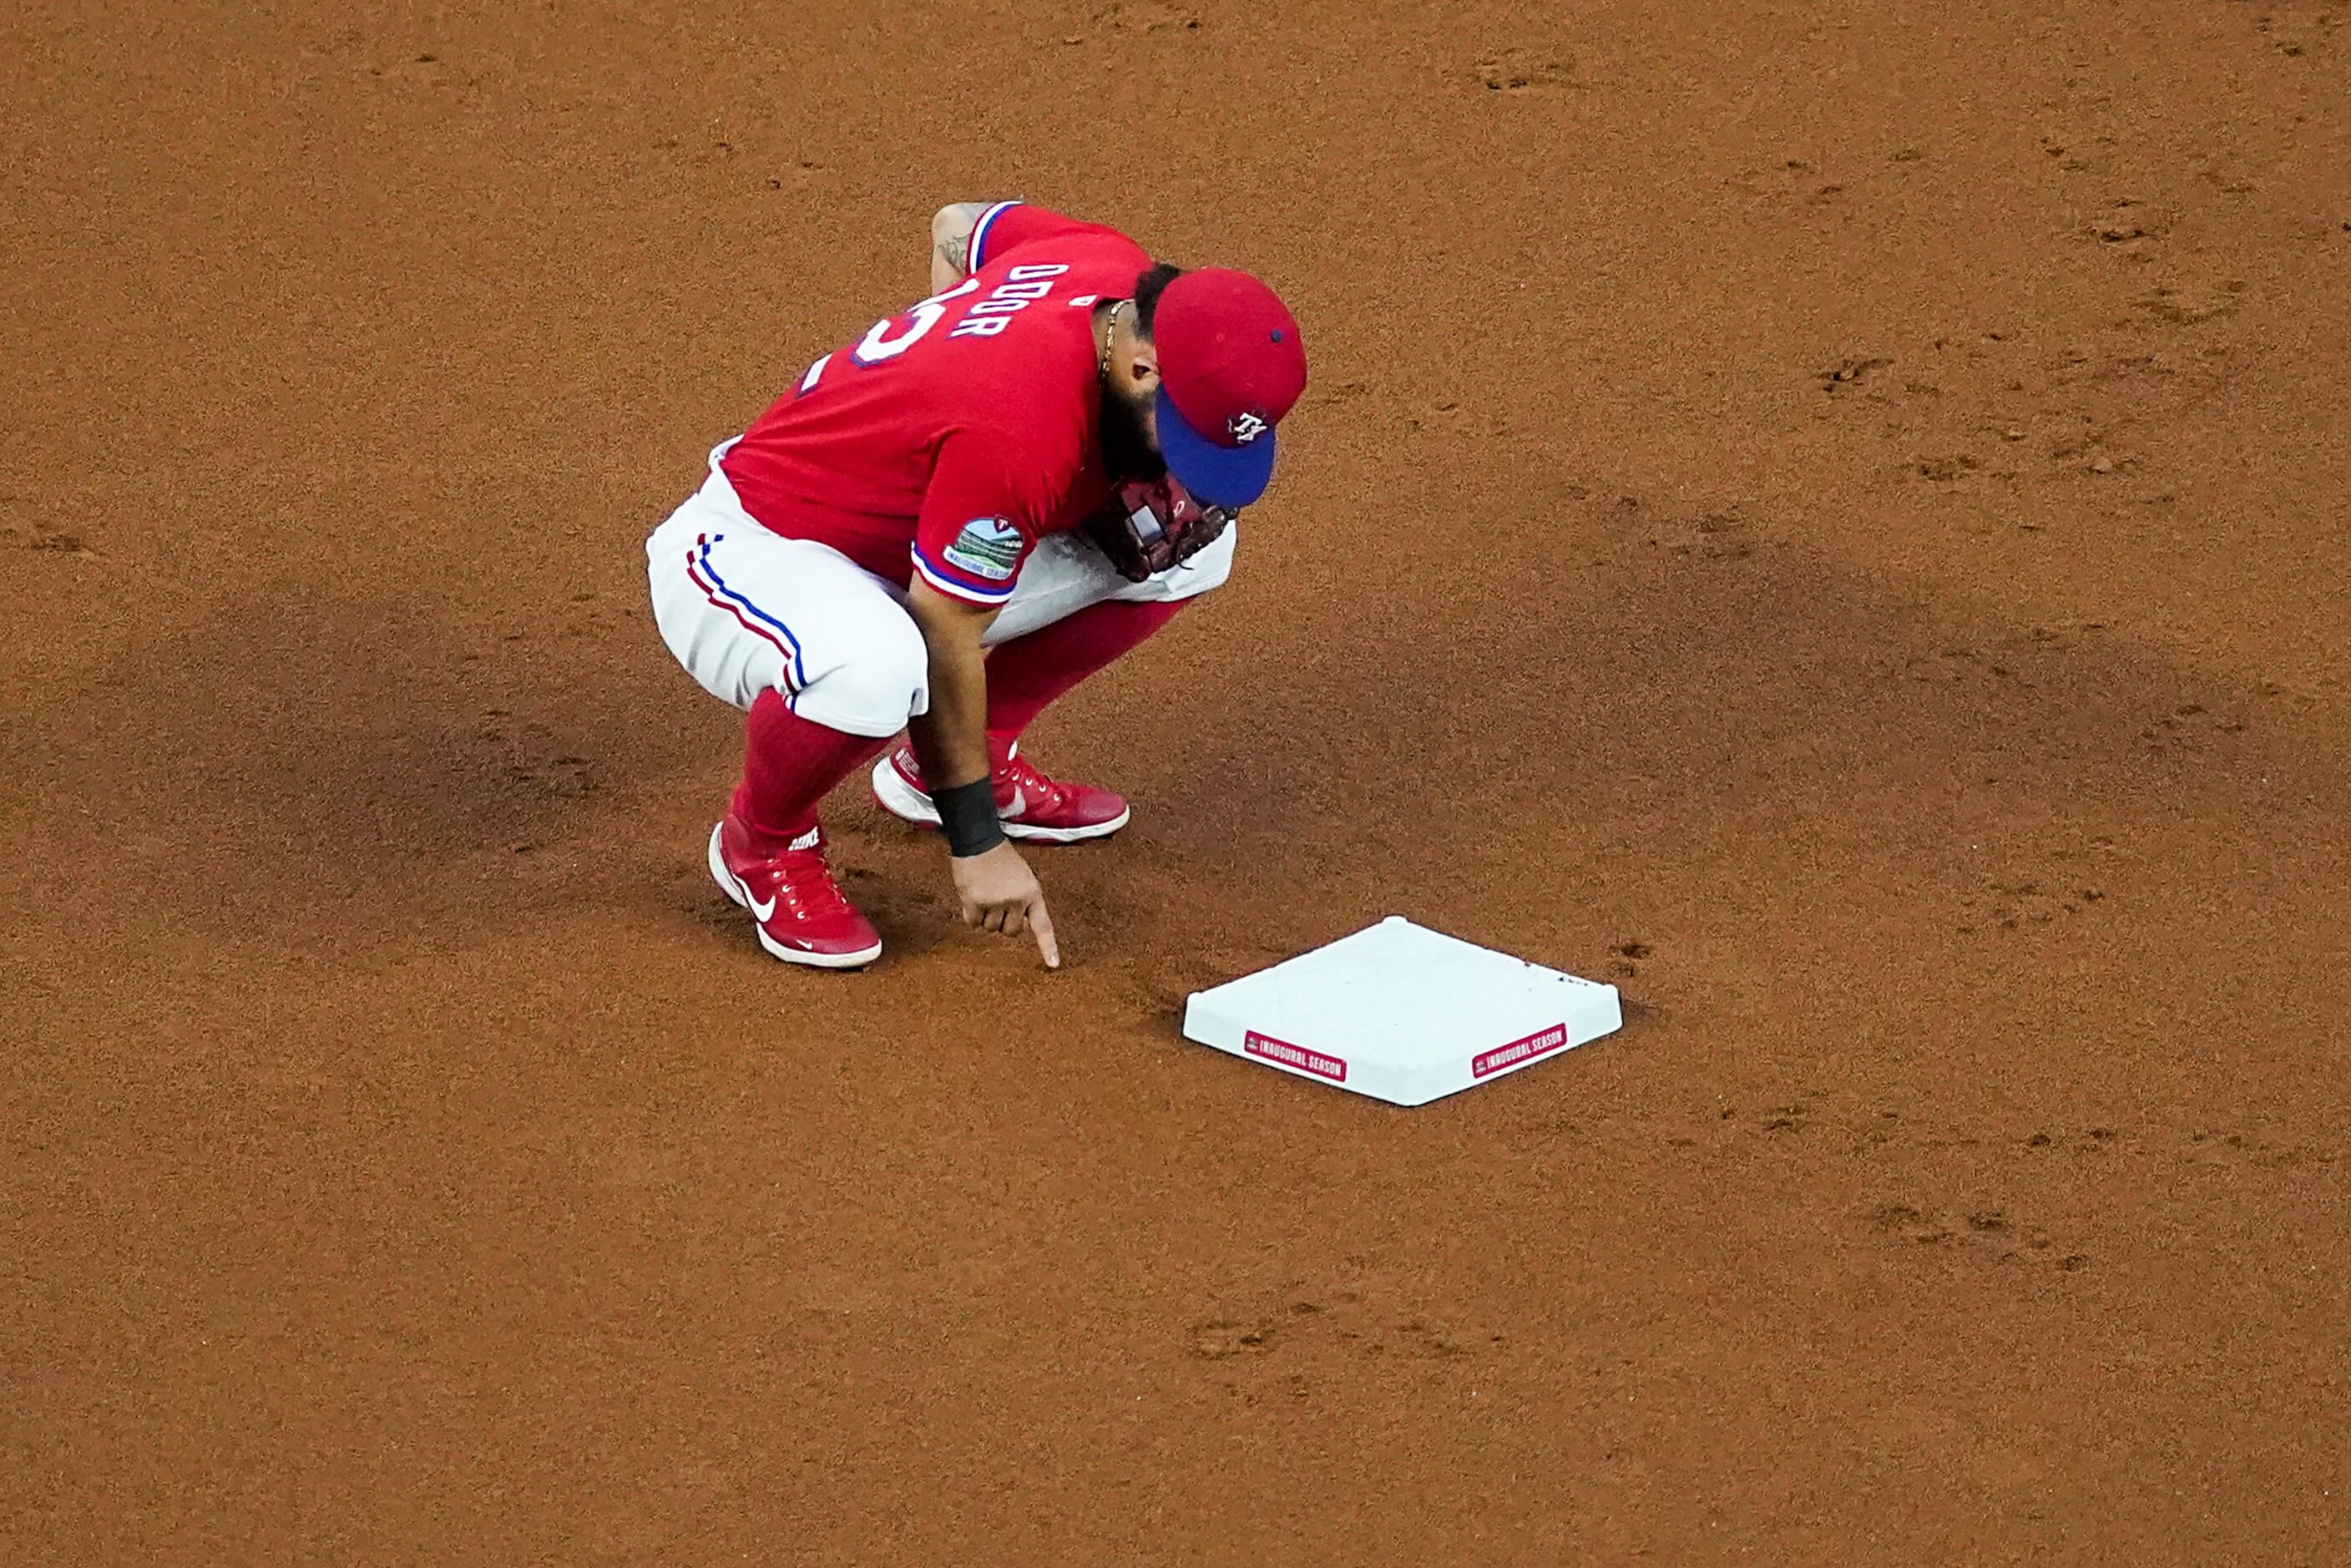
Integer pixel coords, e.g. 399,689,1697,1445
932,201,991,281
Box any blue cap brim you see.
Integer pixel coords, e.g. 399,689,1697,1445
1156,387,1276,508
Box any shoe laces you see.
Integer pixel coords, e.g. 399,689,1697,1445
995,747,1069,813
771,842,857,919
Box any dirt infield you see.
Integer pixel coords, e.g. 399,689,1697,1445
7,2,2348,1560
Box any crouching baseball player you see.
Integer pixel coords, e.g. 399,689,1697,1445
645,200,1307,969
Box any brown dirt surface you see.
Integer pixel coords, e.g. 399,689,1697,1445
7,1,2350,1561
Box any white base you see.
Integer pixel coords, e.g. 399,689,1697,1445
1181,917,1621,1106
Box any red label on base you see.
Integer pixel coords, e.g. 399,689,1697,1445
1244,1030,1347,1082
1472,1023,1570,1079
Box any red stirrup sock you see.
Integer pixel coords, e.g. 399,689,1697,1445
729,690,886,855
983,599,1189,740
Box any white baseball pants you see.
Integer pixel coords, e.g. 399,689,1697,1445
645,442,1234,737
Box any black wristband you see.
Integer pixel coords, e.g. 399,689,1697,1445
933,777,1006,858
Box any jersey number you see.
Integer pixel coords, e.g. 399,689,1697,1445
849,276,980,367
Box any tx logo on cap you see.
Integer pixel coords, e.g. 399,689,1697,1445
1153,267,1307,508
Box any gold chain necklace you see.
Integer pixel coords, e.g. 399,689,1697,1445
1098,299,1125,382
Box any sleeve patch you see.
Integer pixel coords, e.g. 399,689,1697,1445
939,517,1025,582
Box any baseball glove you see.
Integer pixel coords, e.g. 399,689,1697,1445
1081,475,1235,583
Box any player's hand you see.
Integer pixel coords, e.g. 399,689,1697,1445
949,841,1060,969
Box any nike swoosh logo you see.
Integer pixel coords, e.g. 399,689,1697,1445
728,865,776,921
1004,785,1025,818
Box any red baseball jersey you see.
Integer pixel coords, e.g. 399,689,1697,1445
720,202,1150,604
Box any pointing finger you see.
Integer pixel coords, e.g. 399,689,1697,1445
1030,894,1060,970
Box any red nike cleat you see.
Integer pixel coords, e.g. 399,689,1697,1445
707,815,883,969
869,736,1131,843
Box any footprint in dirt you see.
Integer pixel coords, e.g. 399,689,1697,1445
2022,1127,2125,1157
2257,679,2327,713
1818,356,1893,397
1390,1319,1471,1359
1650,509,1756,560
2139,703,2247,755
1955,834,2114,936
1909,452,1987,484
1090,1,1201,34
3,518,94,554
2091,197,2165,260
1303,379,1370,413
1191,1284,1494,1371
1186,1319,1272,1360
2247,9,2334,56
2182,1130,2329,1171
1863,1201,2085,1271
2133,281,2245,325
1472,48,1578,94
503,754,594,800
1957,878,2100,934
1730,159,1845,200
1902,646,2031,690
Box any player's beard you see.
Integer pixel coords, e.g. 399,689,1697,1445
1098,378,1166,484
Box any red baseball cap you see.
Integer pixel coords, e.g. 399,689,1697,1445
1151,268,1307,508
